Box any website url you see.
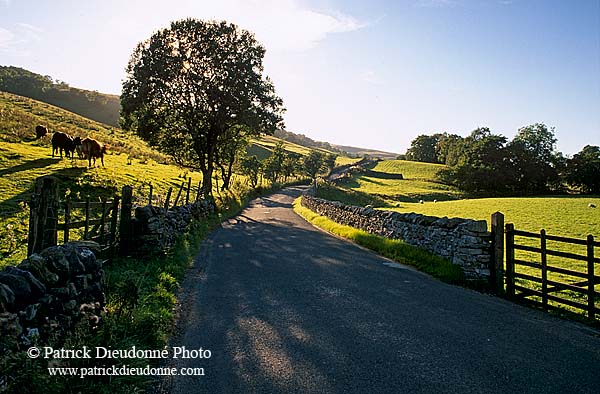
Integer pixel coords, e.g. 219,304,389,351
48,365,205,379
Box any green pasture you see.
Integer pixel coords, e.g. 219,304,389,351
330,157,600,319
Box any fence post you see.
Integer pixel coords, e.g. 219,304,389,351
119,186,133,256
109,196,120,259
587,235,595,320
173,182,184,207
148,183,153,206
196,181,202,202
186,177,192,205
164,187,173,211
27,176,59,255
63,197,71,243
100,198,107,244
541,229,548,311
490,212,504,294
84,196,90,240
505,223,515,298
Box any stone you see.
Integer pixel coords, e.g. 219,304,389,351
18,254,60,286
0,283,15,312
464,220,488,233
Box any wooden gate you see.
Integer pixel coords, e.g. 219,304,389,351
505,224,599,320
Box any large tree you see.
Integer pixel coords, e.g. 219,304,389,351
121,19,284,197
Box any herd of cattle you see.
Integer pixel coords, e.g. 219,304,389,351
35,125,107,167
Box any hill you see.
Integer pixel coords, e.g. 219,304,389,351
0,92,333,267
1,67,395,159
0,66,121,126
332,144,398,160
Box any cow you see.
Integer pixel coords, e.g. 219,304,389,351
81,137,107,167
73,136,84,159
35,125,48,139
51,132,76,158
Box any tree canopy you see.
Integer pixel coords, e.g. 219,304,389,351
121,19,284,196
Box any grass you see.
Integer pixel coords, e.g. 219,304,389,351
293,197,465,284
329,157,600,320
0,92,321,267
338,159,463,203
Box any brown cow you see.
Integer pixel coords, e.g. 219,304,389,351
51,132,76,158
35,125,48,139
73,136,84,159
81,137,107,167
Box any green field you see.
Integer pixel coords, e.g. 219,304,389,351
0,92,321,267
330,158,600,319
340,159,462,202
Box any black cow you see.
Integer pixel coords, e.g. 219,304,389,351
51,132,76,158
73,136,84,159
35,125,48,139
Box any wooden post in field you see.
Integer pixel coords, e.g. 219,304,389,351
185,178,192,205
505,223,516,298
148,183,153,206
84,196,90,239
173,182,184,207
99,198,106,244
587,235,595,320
119,185,133,256
541,229,548,310
164,187,173,211
196,181,202,202
109,195,120,259
28,176,59,255
490,212,504,294
63,197,71,243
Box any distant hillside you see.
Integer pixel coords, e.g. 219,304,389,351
332,144,398,160
0,66,120,126
274,129,341,153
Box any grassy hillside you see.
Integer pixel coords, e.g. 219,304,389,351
0,66,121,126
0,92,327,267
338,159,463,203
332,144,398,160
0,93,206,267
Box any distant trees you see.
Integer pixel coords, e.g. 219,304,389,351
408,124,598,196
405,134,439,163
303,150,326,188
0,66,121,126
121,19,284,197
566,145,600,194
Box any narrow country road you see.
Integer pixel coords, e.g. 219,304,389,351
160,186,600,394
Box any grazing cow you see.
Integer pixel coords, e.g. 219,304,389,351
81,137,107,167
51,132,76,158
35,125,48,139
73,136,84,159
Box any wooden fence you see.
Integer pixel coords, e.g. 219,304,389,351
505,224,599,320
27,176,201,259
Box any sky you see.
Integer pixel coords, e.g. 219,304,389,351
0,0,598,155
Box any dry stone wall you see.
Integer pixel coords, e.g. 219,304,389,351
301,195,492,279
0,241,104,353
131,200,215,254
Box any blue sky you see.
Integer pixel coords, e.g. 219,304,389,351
1,0,598,155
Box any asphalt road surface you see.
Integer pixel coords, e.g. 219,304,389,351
160,186,600,394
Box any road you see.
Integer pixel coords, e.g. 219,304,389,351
160,186,600,394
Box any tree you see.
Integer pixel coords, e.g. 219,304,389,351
121,19,284,197
240,155,262,188
406,134,440,163
566,145,600,194
324,153,338,175
507,123,558,193
303,150,325,189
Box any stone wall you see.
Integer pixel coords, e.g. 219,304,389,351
131,200,215,254
301,195,492,278
0,241,104,353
